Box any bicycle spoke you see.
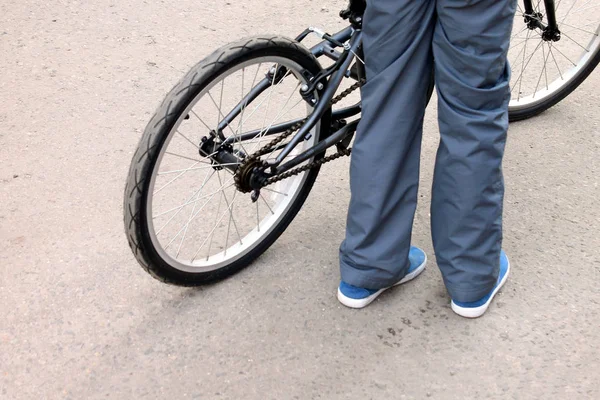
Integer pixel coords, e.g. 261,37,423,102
231,67,250,156
190,186,241,262
153,161,201,195
533,42,551,97
561,21,599,35
223,190,241,257
259,193,275,215
164,151,207,163
555,0,563,13
176,130,200,150
207,91,238,137
188,176,235,217
544,43,550,89
510,34,532,71
158,163,238,175
550,42,578,66
256,65,284,150
190,110,213,132
560,31,593,52
509,38,529,51
515,30,532,99
251,81,302,147
233,64,263,156
263,98,306,160
155,169,215,234
511,25,530,41
154,148,221,195
215,171,243,254
514,38,545,98
560,0,580,24
234,69,295,150
164,175,235,250
559,22,599,36
548,43,565,80
236,89,274,133
256,199,260,232
216,79,224,132
153,181,235,219
571,2,596,17
205,172,224,260
176,184,206,257
262,187,288,197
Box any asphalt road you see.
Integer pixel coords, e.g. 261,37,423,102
1,1,599,399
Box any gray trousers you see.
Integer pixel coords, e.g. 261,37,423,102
339,0,517,302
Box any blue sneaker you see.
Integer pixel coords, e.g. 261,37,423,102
337,246,427,309
451,250,510,318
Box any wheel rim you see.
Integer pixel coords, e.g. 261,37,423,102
146,56,320,272
509,0,600,110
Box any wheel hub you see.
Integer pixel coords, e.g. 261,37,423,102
525,11,544,30
524,12,561,42
199,135,242,171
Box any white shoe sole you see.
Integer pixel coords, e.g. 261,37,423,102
337,255,427,309
450,257,511,319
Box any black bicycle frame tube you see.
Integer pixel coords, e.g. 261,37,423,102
333,102,362,119
220,26,357,146
220,76,277,143
269,30,363,167
543,0,558,30
235,101,362,142
233,118,302,142
522,0,559,31
310,26,354,59
274,119,360,173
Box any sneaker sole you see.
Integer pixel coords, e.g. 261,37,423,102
337,255,427,309
450,257,511,319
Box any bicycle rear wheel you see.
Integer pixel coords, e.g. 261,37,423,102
508,0,599,121
124,36,329,285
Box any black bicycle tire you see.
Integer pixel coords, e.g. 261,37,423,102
124,36,330,286
509,39,600,122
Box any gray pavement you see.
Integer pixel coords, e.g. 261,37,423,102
1,1,599,399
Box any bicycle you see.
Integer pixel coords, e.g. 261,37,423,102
124,0,599,285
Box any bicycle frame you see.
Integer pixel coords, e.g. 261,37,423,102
216,0,561,178
215,24,364,177
268,28,362,171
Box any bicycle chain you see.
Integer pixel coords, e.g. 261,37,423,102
234,78,365,191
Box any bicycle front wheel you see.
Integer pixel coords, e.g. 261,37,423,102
508,0,600,121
